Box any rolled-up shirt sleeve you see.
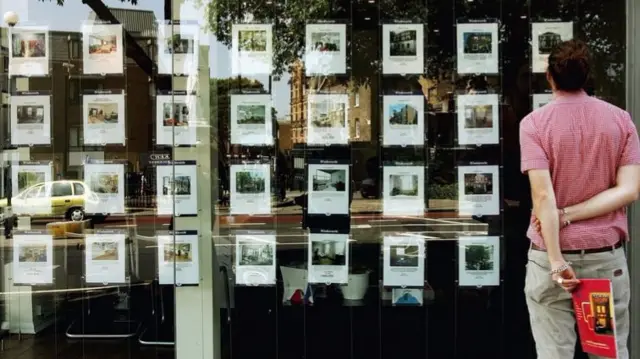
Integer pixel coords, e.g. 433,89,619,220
619,112,640,166
520,116,549,173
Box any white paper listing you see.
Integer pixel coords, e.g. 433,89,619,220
156,161,198,216
84,162,126,214
82,23,124,75
382,165,425,216
458,165,500,216
308,231,349,284
231,24,273,75
13,231,54,285
456,94,500,145
307,161,350,215
532,22,573,73
85,231,127,284
230,163,271,215
458,236,500,287
456,22,499,74
158,231,200,285
383,234,425,287
382,95,425,146
155,92,197,146
230,94,273,146
382,24,424,74
235,232,277,285
10,91,51,146
83,90,126,145
9,26,50,76
157,22,200,75
305,23,347,75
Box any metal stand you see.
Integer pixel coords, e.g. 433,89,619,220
65,237,142,339
138,279,175,346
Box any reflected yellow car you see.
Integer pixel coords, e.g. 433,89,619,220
0,180,101,221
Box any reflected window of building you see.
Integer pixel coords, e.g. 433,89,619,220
355,93,360,107
355,118,361,139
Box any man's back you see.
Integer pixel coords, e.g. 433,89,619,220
520,91,639,249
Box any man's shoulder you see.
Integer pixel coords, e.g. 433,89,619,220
589,96,629,117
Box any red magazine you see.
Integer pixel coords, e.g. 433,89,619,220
572,279,618,358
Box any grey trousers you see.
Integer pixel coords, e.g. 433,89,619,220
525,245,630,359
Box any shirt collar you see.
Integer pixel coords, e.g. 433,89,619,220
553,90,590,103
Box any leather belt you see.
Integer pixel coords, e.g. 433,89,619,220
531,240,623,255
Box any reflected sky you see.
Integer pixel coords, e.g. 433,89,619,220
0,0,292,117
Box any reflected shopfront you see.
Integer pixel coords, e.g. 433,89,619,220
0,0,638,359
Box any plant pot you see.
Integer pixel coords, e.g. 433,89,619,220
342,271,370,301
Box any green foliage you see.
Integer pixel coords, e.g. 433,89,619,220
428,183,457,200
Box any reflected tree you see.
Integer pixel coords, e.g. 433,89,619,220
465,245,493,271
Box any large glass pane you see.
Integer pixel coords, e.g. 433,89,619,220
0,0,629,359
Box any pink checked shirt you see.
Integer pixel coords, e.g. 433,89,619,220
520,91,640,250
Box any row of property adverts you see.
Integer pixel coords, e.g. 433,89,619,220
8,91,554,147
12,230,499,290
11,161,500,217
7,21,573,76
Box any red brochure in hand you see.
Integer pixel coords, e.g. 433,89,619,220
572,279,618,358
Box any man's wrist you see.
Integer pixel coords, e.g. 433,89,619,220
559,208,571,227
548,252,566,264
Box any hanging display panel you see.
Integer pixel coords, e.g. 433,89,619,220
531,22,573,73
10,91,51,146
456,22,499,74
392,288,424,306
382,164,425,216
82,90,126,145
11,161,53,216
156,91,197,146
382,94,425,146
307,159,350,216
308,229,349,284
83,161,125,214
307,93,349,145
533,93,554,109
230,94,274,146
13,231,54,285
157,21,200,75
456,93,500,145
458,236,500,287
158,231,200,285
305,23,347,75
85,231,127,284
382,23,425,74
235,231,277,285
230,163,271,215
82,23,124,75
11,161,53,197
11,161,52,197
9,26,50,76
383,234,425,287
457,164,500,216
231,24,273,75
156,160,198,216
